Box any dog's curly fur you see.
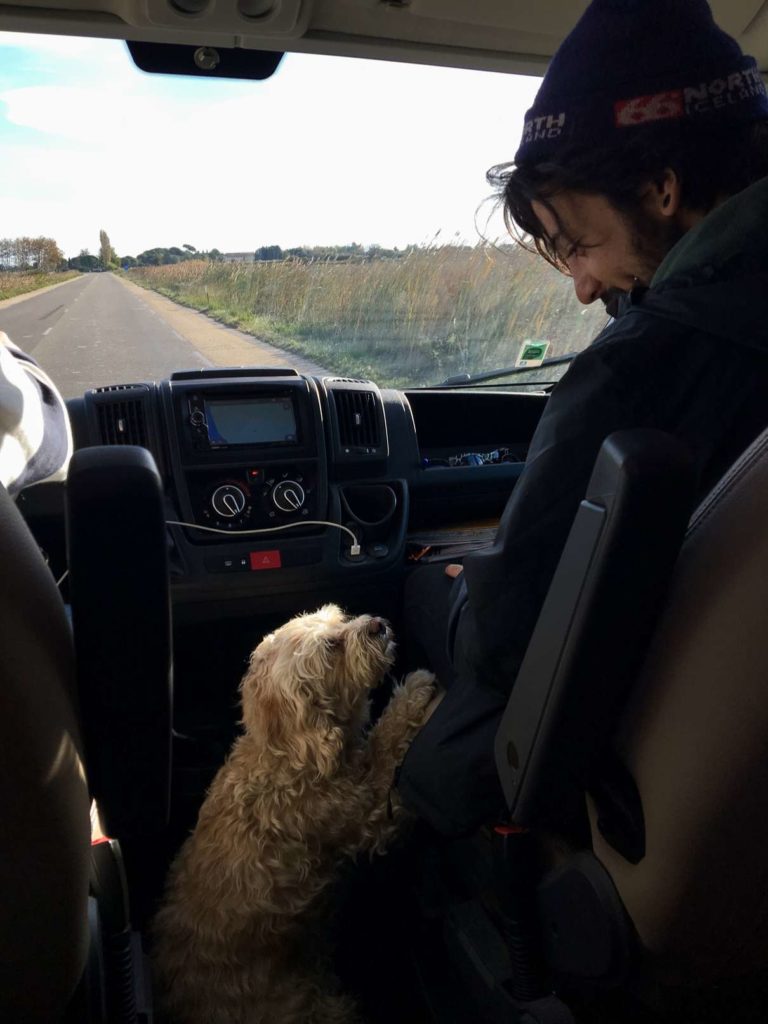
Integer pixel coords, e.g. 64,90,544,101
153,605,435,1024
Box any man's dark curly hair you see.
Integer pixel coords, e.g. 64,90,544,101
489,119,768,271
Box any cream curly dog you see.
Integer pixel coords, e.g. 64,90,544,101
153,604,435,1024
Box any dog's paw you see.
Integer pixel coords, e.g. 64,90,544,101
401,668,438,710
394,669,442,731
366,669,439,773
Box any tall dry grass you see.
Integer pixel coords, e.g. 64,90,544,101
0,270,79,302
129,247,607,386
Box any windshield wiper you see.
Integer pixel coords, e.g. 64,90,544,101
434,352,579,388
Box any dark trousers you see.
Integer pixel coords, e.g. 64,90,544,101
398,562,509,834
402,563,464,689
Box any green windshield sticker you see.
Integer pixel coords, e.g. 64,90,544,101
516,340,550,368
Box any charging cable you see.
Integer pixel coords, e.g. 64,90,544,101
165,519,362,557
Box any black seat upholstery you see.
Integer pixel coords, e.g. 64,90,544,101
66,444,173,921
0,483,91,1022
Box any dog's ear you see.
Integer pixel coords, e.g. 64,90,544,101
239,632,346,779
324,630,345,652
239,637,277,738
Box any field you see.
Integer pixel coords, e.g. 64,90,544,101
128,247,608,387
0,270,80,302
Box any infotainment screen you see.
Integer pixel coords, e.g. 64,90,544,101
204,397,298,446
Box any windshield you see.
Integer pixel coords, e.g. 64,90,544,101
0,33,608,397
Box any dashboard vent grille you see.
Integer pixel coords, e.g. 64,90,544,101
328,377,369,385
333,389,380,450
92,385,151,447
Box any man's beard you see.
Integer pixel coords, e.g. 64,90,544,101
599,215,685,319
629,213,686,287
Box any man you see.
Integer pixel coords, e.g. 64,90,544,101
398,0,768,834
0,330,72,495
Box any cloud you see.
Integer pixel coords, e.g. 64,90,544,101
1,85,189,145
0,40,541,255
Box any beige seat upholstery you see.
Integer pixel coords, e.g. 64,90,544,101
592,426,768,981
0,484,91,1021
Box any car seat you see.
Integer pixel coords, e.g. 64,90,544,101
480,424,768,1021
0,444,172,1021
0,480,91,1022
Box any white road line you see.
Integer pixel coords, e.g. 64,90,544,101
42,327,52,336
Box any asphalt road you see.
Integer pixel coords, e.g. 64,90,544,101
0,273,329,400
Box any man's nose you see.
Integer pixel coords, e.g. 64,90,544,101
570,264,602,305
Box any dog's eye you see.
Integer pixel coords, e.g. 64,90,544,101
326,635,345,650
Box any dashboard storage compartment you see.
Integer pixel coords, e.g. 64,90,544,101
341,484,398,536
336,480,407,561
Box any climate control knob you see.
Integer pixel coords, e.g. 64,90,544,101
271,480,305,513
211,484,247,519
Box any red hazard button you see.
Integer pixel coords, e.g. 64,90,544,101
249,550,282,571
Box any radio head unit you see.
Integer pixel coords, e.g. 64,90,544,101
178,381,311,456
201,396,298,448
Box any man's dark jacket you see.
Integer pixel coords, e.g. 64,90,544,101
398,175,768,835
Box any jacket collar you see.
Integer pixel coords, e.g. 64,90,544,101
652,174,768,288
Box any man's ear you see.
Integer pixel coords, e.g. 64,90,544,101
647,168,682,218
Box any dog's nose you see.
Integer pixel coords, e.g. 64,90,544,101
367,617,388,636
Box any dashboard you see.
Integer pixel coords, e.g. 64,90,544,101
19,366,548,612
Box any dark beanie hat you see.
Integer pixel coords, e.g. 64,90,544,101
515,0,768,166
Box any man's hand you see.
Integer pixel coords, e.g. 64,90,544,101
445,563,464,578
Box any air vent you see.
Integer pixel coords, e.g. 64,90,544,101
327,377,370,385
333,389,381,452
90,384,151,447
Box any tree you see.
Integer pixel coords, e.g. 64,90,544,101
69,249,100,272
255,245,283,261
137,248,164,266
99,229,116,268
0,236,65,271
182,244,197,253
14,237,34,270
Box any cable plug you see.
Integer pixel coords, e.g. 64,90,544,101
349,542,362,558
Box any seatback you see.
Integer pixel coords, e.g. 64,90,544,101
591,424,768,980
0,483,91,1022
495,430,696,831
66,445,173,921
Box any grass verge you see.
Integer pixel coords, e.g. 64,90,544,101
128,248,607,388
0,270,80,302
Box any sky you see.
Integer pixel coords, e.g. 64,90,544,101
0,31,541,259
